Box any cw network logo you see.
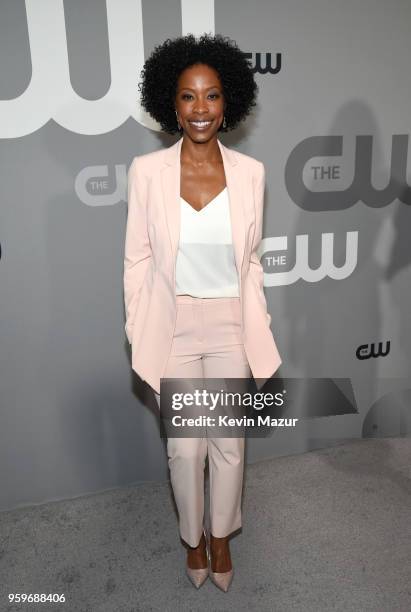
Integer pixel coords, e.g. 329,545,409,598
75,165,127,207
285,134,411,210
0,0,278,138
243,52,281,74
258,231,358,286
356,341,391,360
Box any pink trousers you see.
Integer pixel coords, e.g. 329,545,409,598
154,294,251,547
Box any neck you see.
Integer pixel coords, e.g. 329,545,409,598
180,135,222,166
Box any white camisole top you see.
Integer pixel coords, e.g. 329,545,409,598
175,187,240,297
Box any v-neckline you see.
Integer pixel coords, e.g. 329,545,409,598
180,187,227,213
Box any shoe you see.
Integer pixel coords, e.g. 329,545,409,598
206,531,234,592
186,528,209,589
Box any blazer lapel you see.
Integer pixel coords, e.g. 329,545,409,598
160,136,246,284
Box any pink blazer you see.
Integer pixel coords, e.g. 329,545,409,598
124,136,282,394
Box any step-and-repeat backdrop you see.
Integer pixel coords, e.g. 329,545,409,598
1,0,410,510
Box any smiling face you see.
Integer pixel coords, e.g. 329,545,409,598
174,63,226,142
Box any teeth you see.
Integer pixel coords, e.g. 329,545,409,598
190,121,211,126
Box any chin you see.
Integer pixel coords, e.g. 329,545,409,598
186,129,218,140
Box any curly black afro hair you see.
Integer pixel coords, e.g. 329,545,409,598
138,33,258,135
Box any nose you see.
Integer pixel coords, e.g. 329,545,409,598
192,97,209,114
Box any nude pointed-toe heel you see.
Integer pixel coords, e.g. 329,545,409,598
206,532,234,593
186,565,209,589
186,528,209,589
209,567,234,592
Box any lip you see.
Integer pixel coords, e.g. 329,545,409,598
188,120,213,131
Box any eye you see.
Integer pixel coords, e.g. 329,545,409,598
181,93,220,100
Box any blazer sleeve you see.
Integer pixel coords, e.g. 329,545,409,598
123,158,153,344
249,162,272,327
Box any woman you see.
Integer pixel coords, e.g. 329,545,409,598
124,34,282,592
